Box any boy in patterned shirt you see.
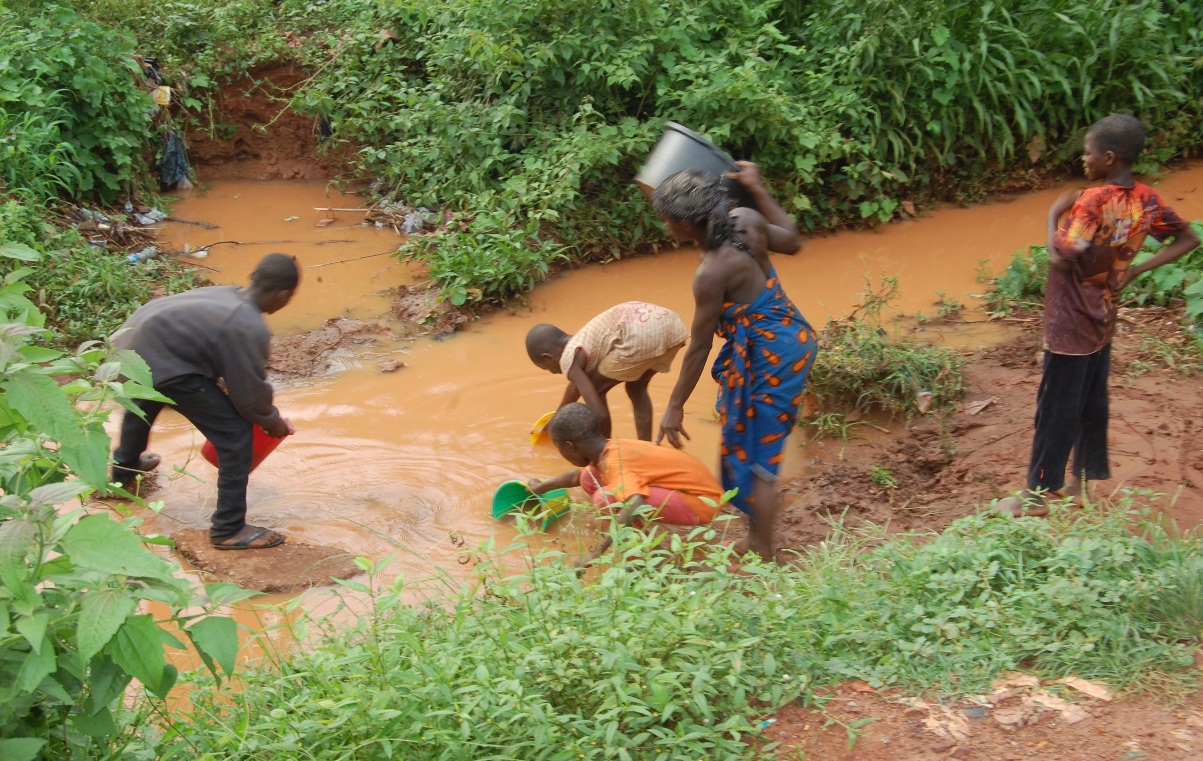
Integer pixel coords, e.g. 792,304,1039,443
998,114,1199,516
526,302,689,440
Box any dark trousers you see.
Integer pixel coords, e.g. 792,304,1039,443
1026,345,1111,492
113,374,253,541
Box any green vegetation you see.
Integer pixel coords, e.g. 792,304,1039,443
0,4,153,204
52,0,1203,306
869,465,899,489
0,242,240,760
807,279,965,417
160,498,1203,759
986,220,1203,322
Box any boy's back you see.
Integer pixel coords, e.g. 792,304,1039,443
597,438,722,521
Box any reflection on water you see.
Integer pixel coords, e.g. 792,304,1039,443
122,166,1203,587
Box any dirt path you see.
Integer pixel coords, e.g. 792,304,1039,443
776,308,1203,549
767,307,1203,759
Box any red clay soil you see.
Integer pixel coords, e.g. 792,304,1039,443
768,307,1203,760
776,306,1203,549
184,64,357,181
765,676,1203,760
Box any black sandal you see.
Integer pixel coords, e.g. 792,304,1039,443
211,526,286,550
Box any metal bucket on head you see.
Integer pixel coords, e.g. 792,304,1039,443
635,122,756,210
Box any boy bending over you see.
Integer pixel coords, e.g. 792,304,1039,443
526,301,688,440
530,403,722,565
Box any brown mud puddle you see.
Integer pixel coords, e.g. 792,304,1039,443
111,165,1203,594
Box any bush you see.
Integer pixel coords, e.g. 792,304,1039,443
0,242,245,760
169,497,1203,759
806,279,965,416
0,4,154,204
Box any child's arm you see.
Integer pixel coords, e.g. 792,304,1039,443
558,382,582,408
529,468,582,495
1046,189,1083,272
575,495,645,569
563,347,611,435
1121,224,1201,290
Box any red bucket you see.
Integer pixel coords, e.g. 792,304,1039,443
200,421,291,472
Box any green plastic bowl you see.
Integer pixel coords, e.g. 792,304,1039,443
491,480,570,531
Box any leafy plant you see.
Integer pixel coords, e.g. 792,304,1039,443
0,5,154,204
0,242,245,760
869,465,899,489
807,279,965,416
167,494,1203,758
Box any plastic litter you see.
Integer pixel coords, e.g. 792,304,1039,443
159,131,192,191
133,209,167,226
127,247,159,264
401,211,424,234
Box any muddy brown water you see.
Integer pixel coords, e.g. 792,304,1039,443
122,167,1203,595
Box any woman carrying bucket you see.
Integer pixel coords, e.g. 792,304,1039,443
651,162,817,562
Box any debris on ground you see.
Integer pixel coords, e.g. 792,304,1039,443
171,528,359,594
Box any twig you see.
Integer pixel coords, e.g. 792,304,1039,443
308,250,397,268
187,240,243,252
314,207,370,212
166,216,221,229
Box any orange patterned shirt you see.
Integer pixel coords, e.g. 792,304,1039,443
1046,182,1187,354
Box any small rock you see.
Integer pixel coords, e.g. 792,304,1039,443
930,741,956,753
378,359,407,373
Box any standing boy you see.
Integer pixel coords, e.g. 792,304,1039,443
998,115,1199,516
111,253,301,549
526,302,689,440
530,403,723,567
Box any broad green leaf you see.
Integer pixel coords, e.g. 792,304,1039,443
0,738,46,761
0,243,40,262
16,612,49,653
112,614,172,698
78,589,137,665
60,514,173,580
111,348,157,389
5,370,79,441
17,345,62,363
0,518,37,589
27,481,90,507
188,616,240,678
59,425,111,488
70,706,118,738
89,655,133,707
16,634,56,693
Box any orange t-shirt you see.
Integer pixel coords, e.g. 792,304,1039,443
597,439,723,522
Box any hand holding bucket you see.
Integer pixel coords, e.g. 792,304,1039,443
635,122,757,210
201,419,294,472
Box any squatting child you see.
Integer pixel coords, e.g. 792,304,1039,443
529,403,723,566
526,301,689,441
998,114,1200,516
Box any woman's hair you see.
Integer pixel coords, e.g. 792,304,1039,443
651,169,745,252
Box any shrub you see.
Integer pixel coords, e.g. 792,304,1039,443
806,279,965,416
169,496,1203,758
0,4,154,204
0,242,245,760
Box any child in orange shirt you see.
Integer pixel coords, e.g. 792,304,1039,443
530,403,723,565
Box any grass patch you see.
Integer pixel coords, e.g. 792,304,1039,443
166,495,1203,759
806,279,965,417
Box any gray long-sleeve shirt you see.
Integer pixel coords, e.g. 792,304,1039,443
114,286,281,429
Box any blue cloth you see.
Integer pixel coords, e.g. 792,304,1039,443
712,267,817,514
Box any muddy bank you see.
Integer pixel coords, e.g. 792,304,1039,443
185,64,356,181
776,306,1203,550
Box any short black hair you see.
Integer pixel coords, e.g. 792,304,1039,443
548,402,600,443
251,253,300,291
525,323,568,363
1088,114,1146,166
